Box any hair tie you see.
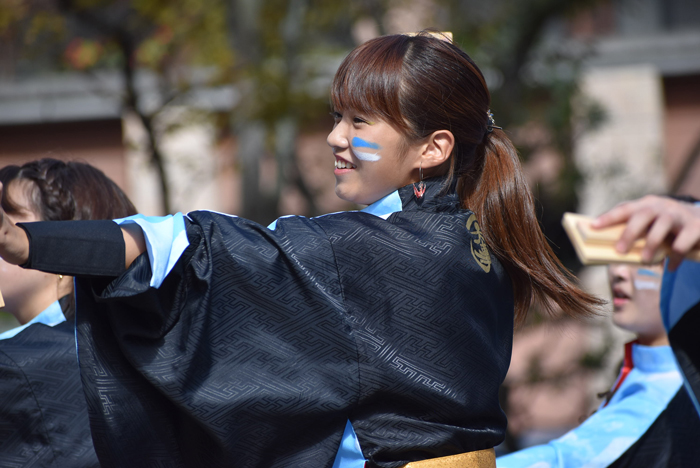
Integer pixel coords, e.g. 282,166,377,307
486,110,502,133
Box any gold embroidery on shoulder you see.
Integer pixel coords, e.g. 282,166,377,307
466,214,491,273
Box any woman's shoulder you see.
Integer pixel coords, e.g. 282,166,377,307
0,319,76,367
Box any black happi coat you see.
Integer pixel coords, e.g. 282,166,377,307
0,318,100,468
23,179,514,468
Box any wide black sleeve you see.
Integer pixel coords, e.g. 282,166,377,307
74,212,356,468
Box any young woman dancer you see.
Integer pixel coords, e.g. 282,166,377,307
0,159,136,467
0,33,601,468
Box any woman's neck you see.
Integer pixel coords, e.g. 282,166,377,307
636,334,670,347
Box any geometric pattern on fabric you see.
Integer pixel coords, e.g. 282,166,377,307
0,319,99,467
325,186,513,468
607,387,700,468
72,178,513,468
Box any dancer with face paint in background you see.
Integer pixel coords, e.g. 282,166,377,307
595,195,700,424
497,263,700,468
0,33,605,468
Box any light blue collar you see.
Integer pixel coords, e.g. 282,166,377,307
0,301,66,340
360,190,402,219
630,343,677,373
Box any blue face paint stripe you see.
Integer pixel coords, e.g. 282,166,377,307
637,268,662,278
351,137,381,149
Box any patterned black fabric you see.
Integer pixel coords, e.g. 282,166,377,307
72,179,514,468
607,387,700,468
0,319,99,468
668,301,700,409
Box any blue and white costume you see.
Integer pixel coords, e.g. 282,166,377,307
496,344,683,468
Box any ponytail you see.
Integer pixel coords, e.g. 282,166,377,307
458,130,604,324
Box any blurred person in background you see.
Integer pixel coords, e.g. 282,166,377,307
0,158,137,467
497,262,700,468
595,195,700,417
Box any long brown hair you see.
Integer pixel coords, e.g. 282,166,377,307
331,33,603,323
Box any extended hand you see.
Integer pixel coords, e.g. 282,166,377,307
0,183,30,266
593,195,700,271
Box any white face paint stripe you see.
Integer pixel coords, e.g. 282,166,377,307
634,280,660,291
351,136,382,161
352,149,381,161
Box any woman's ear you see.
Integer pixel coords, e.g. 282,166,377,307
420,130,454,169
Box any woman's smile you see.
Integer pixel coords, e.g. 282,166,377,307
334,156,356,172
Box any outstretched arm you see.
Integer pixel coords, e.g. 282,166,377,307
0,183,146,270
0,201,29,266
121,222,147,269
593,195,700,271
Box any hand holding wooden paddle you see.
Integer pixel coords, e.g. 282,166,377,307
563,195,700,270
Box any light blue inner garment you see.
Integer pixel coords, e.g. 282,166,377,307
332,420,366,468
360,190,402,219
0,301,65,340
496,344,682,468
114,213,189,288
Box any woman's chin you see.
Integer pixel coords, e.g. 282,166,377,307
334,184,352,203
334,184,364,205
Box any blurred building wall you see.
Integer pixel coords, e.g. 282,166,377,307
664,73,700,197
0,119,127,190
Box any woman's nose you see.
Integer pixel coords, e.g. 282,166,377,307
608,263,631,281
327,122,349,149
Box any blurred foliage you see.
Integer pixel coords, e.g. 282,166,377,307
0,0,234,213
445,0,613,272
0,0,612,228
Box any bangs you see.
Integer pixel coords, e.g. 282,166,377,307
330,35,413,135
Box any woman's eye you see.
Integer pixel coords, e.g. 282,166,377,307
330,112,342,122
353,117,368,124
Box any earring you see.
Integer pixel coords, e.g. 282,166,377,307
58,275,64,280
413,161,426,199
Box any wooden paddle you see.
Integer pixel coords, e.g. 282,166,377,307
562,212,700,265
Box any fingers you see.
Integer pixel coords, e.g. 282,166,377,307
594,196,676,257
641,213,674,262
594,195,700,268
615,206,657,254
667,215,700,271
592,200,635,229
